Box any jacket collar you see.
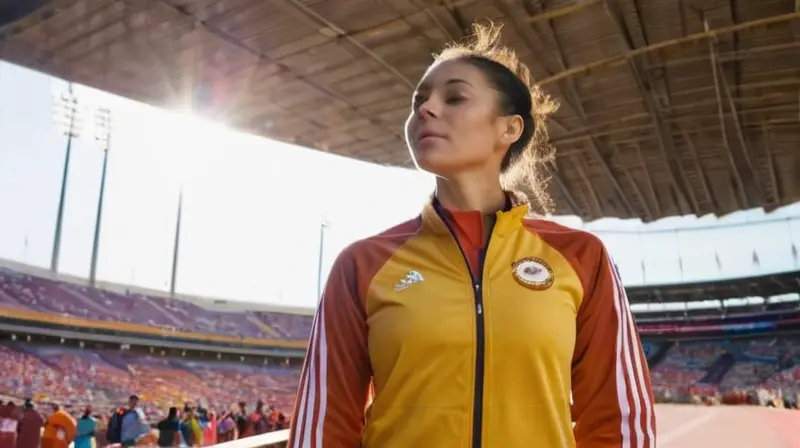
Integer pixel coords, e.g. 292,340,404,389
421,193,529,237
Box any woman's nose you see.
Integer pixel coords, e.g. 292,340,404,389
417,99,439,121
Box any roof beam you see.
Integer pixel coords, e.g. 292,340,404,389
761,126,782,208
152,0,406,154
277,0,415,90
338,0,597,42
551,160,582,217
441,0,471,39
573,155,603,218
551,98,799,146
356,0,443,55
524,0,602,24
679,129,717,214
507,0,635,219
0,0,58,34
705,18,760,209
539,11,800,85
341,0,477,41
634,142,661,218
620,147,653,220
604,0,697,216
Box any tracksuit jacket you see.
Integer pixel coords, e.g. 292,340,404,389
289,196,656,448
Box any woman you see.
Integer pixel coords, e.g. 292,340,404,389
287,22,656,448
73,407,95,448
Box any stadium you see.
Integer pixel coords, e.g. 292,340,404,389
1,0,800,447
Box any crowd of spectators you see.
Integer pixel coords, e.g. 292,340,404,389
2,263,800,448
0,344,298,426
0,395,288,448
648,338,800,407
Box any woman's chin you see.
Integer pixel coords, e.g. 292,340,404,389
414,159,462,179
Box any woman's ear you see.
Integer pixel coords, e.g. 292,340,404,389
499,114,524,146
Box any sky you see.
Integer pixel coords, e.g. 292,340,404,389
0,60,799,309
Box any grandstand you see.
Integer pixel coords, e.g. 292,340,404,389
1,255,800,439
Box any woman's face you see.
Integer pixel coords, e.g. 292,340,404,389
405,58,508,178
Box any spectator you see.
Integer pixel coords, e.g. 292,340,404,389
179,407,197,447
234,402,248,438
92,414,107,448
216,410,236,443
156,407,180,448
248,400,268,436
74,406,95,448
15,400,43,448
120,395,147,446
41,404,76,448
0,402,17,448
202,411,217,446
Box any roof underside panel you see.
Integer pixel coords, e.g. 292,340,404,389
1,0,798,221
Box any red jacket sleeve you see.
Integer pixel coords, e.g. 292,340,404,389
572,240,656,447
287,247,372,448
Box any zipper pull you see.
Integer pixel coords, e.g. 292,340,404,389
477,303,483,315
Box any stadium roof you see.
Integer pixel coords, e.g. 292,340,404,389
626,269,800,303
1,0,798,221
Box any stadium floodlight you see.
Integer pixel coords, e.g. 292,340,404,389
50,86,88,272
94,106,112,149
90,106,113,285
317,218,330,300
51,90,86,138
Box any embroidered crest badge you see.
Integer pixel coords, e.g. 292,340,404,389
511,257,554,290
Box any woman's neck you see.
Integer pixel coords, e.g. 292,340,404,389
435,176,506,214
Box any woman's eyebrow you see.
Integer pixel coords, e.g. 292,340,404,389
415,78,473,92
444,78,472,87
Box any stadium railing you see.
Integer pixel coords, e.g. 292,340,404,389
211,430,289,448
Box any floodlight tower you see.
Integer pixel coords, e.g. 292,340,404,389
169,186,183,297
50,84,84,272
317,219,330,300
89,106,112,285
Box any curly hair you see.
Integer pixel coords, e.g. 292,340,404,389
434,22,560,214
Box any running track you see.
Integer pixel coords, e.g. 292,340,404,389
657,404,800,447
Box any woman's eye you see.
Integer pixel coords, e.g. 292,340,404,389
446,96,465,105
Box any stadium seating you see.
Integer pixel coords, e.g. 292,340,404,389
650,344,725,391
0,267,310,340
0,344,299,420
2,264,800,415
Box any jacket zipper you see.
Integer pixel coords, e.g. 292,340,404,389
433,204,495,448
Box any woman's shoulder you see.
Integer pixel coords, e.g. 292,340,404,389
337,216,424,262
523,217,602,244
522,217,609,271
